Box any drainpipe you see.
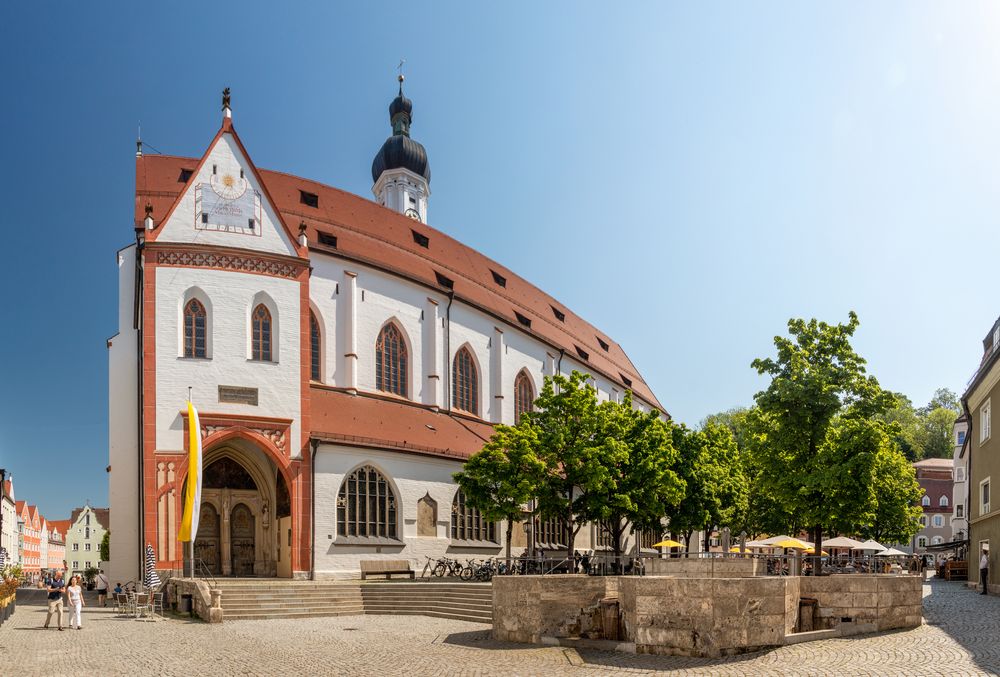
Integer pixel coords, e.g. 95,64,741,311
963,397,974,560
444,291,454,411
556,349,564,380
310,438,318,580
134,232,145,582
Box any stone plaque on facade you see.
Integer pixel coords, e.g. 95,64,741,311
218,385,259,406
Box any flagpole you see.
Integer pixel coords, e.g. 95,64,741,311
186,387,193,579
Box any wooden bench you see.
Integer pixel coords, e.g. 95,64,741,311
360,559,415,580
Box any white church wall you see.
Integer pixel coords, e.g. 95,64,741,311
308,256,341,386
154,133,298,258
314,444,518,578
153,267,301,455
108,245,139,585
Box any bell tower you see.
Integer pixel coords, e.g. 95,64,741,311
371,75,431,223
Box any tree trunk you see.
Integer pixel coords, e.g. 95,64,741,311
684,530,692,557
812,525,823,576
565,487,575,571
505,519,514,562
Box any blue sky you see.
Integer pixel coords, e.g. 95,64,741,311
2,2,999,518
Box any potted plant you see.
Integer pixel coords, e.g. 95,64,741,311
83,566,99,591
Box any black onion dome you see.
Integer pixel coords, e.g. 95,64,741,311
371,75,431,183
389,92,412,120
371,135,431,182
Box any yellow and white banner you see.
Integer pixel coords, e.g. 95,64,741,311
178,400,202,542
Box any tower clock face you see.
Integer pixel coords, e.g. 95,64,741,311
195,170,261,235
404,208,420,220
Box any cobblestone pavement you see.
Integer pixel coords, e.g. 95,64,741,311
2,577,998,676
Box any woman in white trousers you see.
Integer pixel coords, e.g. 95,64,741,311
66,575,85,630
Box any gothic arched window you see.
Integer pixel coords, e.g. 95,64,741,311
251,304,272,361
336,465,397,538
451,489,495,542
452,347,478,414
183,299,207,358
310,312,321,381
514,370,534,424
375,323,408,397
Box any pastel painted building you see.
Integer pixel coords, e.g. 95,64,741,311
108,85,665,582
64,506,109,575
1,479,17,567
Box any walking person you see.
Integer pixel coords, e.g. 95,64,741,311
95,569,109,607
981,548,989,595
43,570,66,630
67,575,85,629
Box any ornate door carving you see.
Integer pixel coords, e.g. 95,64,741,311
230,503,256,577
194,503,221,575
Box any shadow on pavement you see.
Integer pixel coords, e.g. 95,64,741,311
922,576,1000,675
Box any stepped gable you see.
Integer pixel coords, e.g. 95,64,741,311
310,387,495,461
135,155,663,413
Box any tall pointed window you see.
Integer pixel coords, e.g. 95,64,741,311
375,323,408,397
451,489,496,542
251,304,272,361
514,370,534,424
336,465,397,538
452,347,479,414
183,299,207,358
310,312,321,381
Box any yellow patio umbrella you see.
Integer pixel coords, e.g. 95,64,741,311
652,539,685,548
803,547,829,556
771,537,811,549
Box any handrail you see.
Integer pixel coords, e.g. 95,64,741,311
192,557,217,589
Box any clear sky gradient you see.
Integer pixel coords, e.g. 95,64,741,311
2,2,998,518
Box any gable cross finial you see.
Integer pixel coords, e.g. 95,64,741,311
397,59,405,91
222,87,232,120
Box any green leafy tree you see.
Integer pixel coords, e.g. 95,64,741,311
751,312,894,563
917,406,960,459
528,371,608,562
669,422,748,550
454,424,546,559
881,393,923,461
920,388,961,416
100,531,110,563
859,444,923,543
580,393,684,565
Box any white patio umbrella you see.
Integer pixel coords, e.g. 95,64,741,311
851,539,887,552
875,548,908,557
824,536,863,549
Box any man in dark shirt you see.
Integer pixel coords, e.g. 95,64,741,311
43,571,66,630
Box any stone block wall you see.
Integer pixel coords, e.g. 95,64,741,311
493,574,921,658
492,575,615,644
645,557,762,578
618,576,798,657
169,578,223,623
799,575,922,632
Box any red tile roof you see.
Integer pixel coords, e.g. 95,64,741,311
47,520,72,538
311,386,496,461
135,152,664,412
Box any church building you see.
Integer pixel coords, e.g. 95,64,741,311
108,82,664,582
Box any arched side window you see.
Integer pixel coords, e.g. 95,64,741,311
251,304,272,361
939,495,949,508
921,496,930,507
336,465,397,538
933,515,944,528
310,312,321,381
452,347,479,414
514,370,534,424
375,323,408,397
183,299,207,358
451,489,495,542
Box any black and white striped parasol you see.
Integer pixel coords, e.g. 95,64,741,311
0,546,7,569
144,542,161,589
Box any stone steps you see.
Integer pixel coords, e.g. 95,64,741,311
204,579,493,624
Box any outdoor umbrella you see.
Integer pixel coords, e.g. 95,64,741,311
144,543,161,589
823,536,863,548
803,548,829,556
652,539,685,548
0,546,6,569
875,548,908,557
852,540,887,552
770,537,811,550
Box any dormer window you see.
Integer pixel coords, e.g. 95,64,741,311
597,337,609,351
434,271,454,289
317,231,337,248
575,345,589,361
412,230,430,248
514,311,531,328
178,169,193,183
299,191,319,208
491,270,507,288
551,306,566,322
620,373,633,388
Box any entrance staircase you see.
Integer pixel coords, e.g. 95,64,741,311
210,579,492,623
